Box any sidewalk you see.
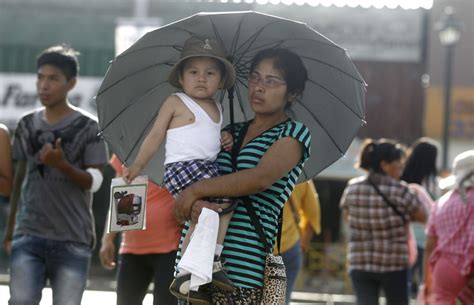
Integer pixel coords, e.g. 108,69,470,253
0,285,154,305
0,284,358,305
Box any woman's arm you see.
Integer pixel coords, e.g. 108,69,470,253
174,136,304,222
423,235,437,297
0,126,12,196
409,184,433,224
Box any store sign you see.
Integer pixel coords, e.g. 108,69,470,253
0,73,102,129
425,86,474,140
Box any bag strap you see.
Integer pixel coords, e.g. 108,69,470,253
367,177,407,224
229,122,283,254
242,197,283,254
231,122,249,172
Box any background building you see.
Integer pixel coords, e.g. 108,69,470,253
0,0,472,293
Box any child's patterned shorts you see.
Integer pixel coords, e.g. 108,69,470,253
163,159,231,204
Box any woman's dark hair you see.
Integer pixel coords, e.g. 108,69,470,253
249,48,308,97
401,137,438,184
37,44,80,80
357,138,406,174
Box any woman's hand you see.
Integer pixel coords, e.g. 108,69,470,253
99,236,116,270
173,186,200,223
190,200,223,223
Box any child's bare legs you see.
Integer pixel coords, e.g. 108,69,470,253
211,202,235,291
180,222,195,255
216,201,232,251
179,201,232,258
175,201,235,292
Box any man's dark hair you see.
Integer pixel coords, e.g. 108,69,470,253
37,44,80,80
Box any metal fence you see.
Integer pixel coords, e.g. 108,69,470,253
0,45,114,77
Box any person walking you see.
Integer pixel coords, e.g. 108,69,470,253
3,45,108,305
423,150,474,304
275,179,321,304
400,137,439,294
173,47,311,304
100,154,181,305
340,138,427,305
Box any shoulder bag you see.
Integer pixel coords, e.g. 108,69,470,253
242,197,287,305
368,177,417,267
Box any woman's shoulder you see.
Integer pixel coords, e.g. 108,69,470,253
279,119,310,141
348,175,367,186
282,119,308,132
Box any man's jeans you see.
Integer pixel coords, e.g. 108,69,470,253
9,234,91,305
350,269,409,305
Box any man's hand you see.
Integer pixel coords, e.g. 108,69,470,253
39,138,67,169
220,131,233,152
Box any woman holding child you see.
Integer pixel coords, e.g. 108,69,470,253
173,47,311,304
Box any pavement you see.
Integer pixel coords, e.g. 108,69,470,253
0,285,154,305
0,284,359,305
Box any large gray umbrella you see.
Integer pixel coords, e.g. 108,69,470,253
96,11,366,185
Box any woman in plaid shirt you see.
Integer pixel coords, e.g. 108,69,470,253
340,138,427,305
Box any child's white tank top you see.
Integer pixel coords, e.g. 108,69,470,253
164,92,223,165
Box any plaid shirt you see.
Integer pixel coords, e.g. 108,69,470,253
340,173,420,272
426,189,474,276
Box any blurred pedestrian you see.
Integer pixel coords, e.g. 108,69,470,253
400,137,439,293
3,44,108,305
0,123,12,197
274,179,321,305
100,154,181,305
340,138,427,305
423,150,474,304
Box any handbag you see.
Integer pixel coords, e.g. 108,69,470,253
242,197,287,305
368,178,418,267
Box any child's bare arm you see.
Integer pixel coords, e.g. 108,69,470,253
123,96,176,183
220,130,233,152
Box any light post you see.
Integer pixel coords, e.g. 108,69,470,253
436,6,462,170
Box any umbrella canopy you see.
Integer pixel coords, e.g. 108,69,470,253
96,11,366,184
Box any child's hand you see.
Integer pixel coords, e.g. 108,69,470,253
122,163,141,184
220,131,233,152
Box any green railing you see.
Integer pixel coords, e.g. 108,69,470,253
0,45,114,77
